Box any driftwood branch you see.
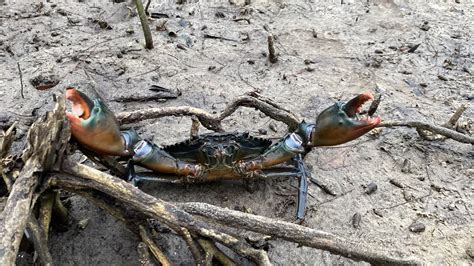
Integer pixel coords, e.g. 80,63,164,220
26,215,53,266
197,237,235,266
177,202,420,265
47,159,419,265
53,160,271,265
116,92,301,132
0,96,69,266
379,121,473,144
38,191,55,240
138,225,171,266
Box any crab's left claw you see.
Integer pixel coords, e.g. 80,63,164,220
66,88,133,156
310,92,381,146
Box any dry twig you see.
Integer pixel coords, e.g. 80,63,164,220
134,0,153,49
116,92,301,132
267,35,278,63
178,202,420,265
379,121,473,144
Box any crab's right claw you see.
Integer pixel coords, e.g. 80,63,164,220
66,88,136,156
310,92,382,146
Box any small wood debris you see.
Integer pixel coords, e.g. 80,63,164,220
409,222,425,233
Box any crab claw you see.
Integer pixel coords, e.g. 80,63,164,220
310,92,381,146
66,88,130,156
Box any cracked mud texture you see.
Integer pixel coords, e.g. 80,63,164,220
1,0,472,265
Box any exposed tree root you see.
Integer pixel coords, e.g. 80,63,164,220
49,162,272,265
26,215,53,266
0,97,69,266
138,225,171,266
45,160,419,265
379,121,473,144
177,202,420,265
116,91,301,132
116,93,472,145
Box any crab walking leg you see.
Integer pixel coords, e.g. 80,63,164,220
131,140,205,182
294,154,309,221
236,122,314,173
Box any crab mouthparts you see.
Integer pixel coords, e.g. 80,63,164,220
343,92,381,125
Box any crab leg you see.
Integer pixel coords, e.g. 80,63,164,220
236,130,309,174
130,140,205,181
294,154,309,222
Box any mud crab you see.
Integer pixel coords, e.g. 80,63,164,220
65,88,381,220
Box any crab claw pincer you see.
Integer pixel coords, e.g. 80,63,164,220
65,88,131,156
310,92,381,146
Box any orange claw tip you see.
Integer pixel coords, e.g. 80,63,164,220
360,91,374,101
343,92,376,117
65,88,92,120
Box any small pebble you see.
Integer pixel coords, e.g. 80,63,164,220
78,218,89,230
448,203,456,211
269,122,278,132
420,21,430,31
403,190,415,201
409,222,425,233
352,213,361,228
365,182,378,195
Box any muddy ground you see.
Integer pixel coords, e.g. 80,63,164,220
1,0,473,265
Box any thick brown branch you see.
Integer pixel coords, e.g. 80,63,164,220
116,94,301,132
117,106,224,132
217,95,300,131
56,160,270,265
178,202,421,265
179,227,204,264
38,191,55,240
138,225,171,266
0,96,69,266
26,215,53,266
378,121,473,144
197,238,236,266
51,160,418,265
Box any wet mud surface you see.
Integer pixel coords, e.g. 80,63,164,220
1,0,473,265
